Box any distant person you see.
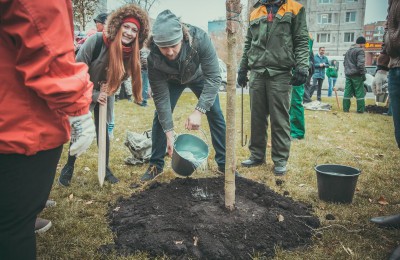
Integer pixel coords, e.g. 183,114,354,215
310,47,329,101
140,10,230,182
326,60,339,97
93,13,108,32
238,0,309,175
76,13,108,54
343,36,367,113
0,0,95,259
59,4,150,186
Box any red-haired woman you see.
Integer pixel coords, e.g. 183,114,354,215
59,4,149,186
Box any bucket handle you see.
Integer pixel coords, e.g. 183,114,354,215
174,128,209,146
314,147,362,172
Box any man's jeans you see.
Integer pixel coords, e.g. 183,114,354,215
389,67,400,148
141,70,149,106
150,80,226,169
328,77,337,97
310,78,324,101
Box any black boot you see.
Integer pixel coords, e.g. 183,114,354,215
105,166,119,184
58,159,75,187
127,95,132,102
370,214,400,228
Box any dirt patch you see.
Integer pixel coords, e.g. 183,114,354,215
102,177,320,259
365,105,388,114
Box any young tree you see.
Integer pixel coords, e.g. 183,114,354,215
225,0,242,211
72,0,99,31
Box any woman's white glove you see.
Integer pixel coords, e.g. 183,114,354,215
69,111,96,157
372,70,388,95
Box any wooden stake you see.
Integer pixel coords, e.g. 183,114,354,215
98,101,107,186
334,88,341,109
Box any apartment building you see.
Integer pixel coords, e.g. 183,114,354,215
297,0,366,56
363,21,385,65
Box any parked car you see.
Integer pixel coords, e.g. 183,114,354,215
218,58,227,92
365,65,377,76
218,59,241,92
363,73,374,93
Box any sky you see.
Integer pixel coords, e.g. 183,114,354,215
108,0,388,31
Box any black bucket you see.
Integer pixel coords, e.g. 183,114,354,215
315,164,361,204
171,133,209,177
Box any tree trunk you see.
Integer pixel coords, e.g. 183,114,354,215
224,0,242,211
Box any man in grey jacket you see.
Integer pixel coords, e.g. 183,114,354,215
140,10,227,181
343,36,367,113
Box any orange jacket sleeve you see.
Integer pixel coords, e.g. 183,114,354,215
0,0,93,116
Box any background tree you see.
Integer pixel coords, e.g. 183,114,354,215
72,0,99,31
224,0,242,210
120,0,158,12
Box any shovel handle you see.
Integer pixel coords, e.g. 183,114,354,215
241,84,248,147
334,88,341,109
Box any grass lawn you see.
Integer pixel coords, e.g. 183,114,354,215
37,92,399,260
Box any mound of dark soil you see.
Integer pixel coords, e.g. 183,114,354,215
103,177,320,259
365,105,388,114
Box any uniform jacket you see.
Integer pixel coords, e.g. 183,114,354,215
148,24,221,133
344,45,366,77
239,0,309,76
313,54,329,79
0,0,93,155
377,0,400,70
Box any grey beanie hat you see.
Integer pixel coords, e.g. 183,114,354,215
152,10,183,47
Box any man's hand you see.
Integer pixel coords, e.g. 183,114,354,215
166,131,174,157
185,110,202,130
237,68,249,87
372,70,388,95
290,68,309,86
69,111,96,157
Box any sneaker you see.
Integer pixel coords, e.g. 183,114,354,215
105,166,119,184
274,165,287,176
58,164,74,187
140,165,164,182
217,166,241,177
45,199,56,208
35,218,52,234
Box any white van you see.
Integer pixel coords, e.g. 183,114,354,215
218,58,227,91
321,55,373,93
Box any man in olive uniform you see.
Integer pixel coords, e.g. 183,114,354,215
238,0,309,175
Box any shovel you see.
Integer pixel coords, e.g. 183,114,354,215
98,84,108,186
241,83,248,147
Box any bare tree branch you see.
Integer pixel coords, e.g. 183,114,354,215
72,0,100,31
121,0,158,12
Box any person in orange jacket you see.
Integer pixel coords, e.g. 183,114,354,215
0,1,95,259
